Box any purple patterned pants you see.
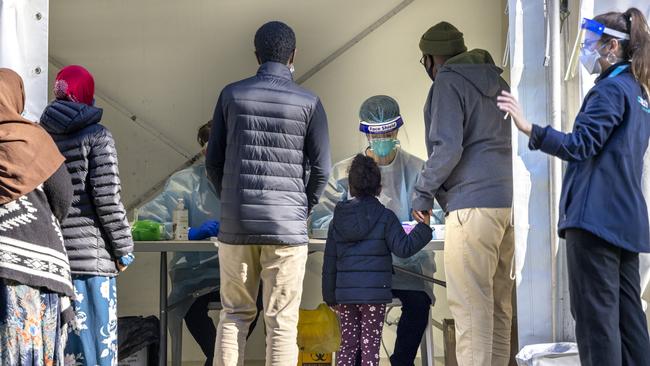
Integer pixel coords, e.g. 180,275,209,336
334,304,386,366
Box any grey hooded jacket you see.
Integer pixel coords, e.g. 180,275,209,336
206,62,331,245
413,49,513,213
40,100,134,276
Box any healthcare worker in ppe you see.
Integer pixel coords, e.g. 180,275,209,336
498,9,650,365
138,121,262,366
311,95,443,366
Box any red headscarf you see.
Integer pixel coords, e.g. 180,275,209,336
54,65,95,106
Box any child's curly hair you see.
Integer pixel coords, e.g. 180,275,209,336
348,154,382,198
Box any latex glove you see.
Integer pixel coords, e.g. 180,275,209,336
188,220,220,241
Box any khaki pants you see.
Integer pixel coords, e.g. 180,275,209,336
444,208,515,366
214,243,308,366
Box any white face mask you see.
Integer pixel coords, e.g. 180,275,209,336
579,44,605,75
580,41,622,75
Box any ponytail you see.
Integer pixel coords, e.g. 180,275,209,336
595,8,650,96
625,8,650,97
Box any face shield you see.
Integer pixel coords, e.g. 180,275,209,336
565,18,630,80
359,116,403,158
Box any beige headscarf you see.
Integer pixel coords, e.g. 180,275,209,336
0,68,65,204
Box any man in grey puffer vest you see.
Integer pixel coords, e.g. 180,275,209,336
206,21,331,366
412,22,514,366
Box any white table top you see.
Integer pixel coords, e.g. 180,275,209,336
134,239,444,252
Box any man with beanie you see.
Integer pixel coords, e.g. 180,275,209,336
411,22,514,366
206,21,331,366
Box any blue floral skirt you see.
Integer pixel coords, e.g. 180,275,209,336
0,279,66,366
65,276,117,366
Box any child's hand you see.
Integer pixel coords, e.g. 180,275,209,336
423,213,430,226
116,253,135,272
116,261,128,272
412,210,431,226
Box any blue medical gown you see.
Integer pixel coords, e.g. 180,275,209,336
310,149,443,301
138,160,220,309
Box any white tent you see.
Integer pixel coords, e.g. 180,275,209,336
2,0,649,363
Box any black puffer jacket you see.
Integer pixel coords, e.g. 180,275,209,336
207,62,331,245
40,100,134,276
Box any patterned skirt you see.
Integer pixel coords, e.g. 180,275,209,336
0,279,66,366
64,276,117,366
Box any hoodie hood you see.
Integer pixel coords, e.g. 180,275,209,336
40,100,103,135
441,49,505,97
331,196,385,242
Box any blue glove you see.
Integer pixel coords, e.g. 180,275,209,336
188,220,220,241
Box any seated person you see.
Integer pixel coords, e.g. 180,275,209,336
138,121,261,366
311,95,443,366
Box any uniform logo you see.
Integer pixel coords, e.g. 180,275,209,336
639,96,650,114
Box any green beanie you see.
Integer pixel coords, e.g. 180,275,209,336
419,21,467,56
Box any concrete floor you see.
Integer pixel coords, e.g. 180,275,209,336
178,357,447,365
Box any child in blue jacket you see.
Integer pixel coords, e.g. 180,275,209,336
322,154,433,366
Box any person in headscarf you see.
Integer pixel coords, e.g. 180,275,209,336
40,65,135,366
0,68,75,366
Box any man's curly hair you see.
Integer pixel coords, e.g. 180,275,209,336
254,21,296,64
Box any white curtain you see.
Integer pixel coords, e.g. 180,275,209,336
508,0,555,347
0,0,48,121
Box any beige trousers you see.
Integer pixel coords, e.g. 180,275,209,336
444,208,515,366
214,243,308,366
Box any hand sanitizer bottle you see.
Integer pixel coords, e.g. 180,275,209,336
172,198,189,240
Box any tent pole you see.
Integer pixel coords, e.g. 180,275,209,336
295,0,415,85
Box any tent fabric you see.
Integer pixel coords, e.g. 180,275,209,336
0,0,48,121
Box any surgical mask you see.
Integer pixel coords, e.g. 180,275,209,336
580,46,604,75
369,138,398,158
579,41,621,75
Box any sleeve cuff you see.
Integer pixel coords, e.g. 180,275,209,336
119,253,135,266
414,222,433,238
529,124,565,155
528,124,546,150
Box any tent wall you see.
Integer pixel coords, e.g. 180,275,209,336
0,0,48,120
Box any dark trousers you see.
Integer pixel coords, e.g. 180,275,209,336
184,287,264,366
354,289,432,366
391,290,432,366
566,229,650,366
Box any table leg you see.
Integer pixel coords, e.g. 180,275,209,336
159,251,168,366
